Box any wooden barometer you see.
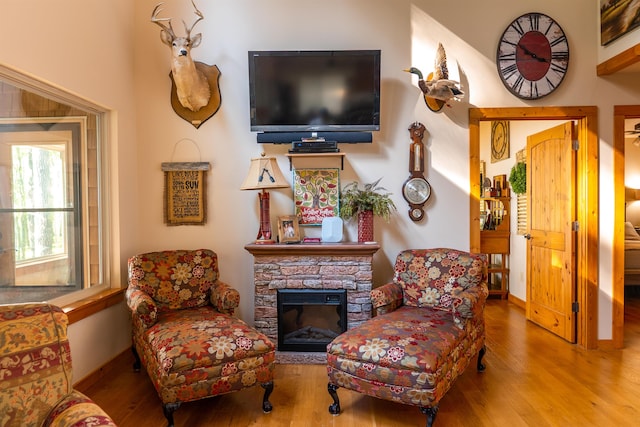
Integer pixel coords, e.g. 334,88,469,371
402,122,431,221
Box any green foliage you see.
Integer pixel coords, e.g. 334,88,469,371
339,177,397,222
509,162,526,194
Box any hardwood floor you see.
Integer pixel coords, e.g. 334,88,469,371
82,298,640,426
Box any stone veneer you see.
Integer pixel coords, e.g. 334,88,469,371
245,243,380,362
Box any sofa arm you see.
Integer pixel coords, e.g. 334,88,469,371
210,280,240,315
45,390,117,426
451,281,489,329
125,288,158,330
370,282,404,317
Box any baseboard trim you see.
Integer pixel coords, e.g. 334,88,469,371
596,339,617,350
507,293,525,309
74,347,132,392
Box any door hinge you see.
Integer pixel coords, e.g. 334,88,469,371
572,140,579,150
572,301,579,313
572,221,579,232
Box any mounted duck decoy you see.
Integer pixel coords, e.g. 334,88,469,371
404,43,464,112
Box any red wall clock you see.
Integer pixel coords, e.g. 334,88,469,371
497,12,569,100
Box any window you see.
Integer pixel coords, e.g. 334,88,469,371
0,67,110,305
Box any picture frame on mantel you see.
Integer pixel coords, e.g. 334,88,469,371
277,215,301,244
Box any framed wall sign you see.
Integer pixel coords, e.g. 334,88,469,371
293,168,340,226
162,162,210,225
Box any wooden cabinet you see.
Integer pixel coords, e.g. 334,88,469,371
480,197,510,299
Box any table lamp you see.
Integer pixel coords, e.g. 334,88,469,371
241,154,290,244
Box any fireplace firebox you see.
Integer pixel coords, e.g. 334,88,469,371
277,289,347,352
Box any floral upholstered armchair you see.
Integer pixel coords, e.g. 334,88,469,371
125,249,275,427
327,248,488,427
0,303,117,427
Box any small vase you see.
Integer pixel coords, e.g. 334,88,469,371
358,210,374,243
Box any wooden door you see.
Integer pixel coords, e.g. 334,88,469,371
526,122,577,342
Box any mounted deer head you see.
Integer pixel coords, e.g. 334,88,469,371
151,0,211,112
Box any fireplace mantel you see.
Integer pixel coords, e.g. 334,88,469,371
244,242,380,256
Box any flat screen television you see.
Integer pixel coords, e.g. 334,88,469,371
248,50,381,143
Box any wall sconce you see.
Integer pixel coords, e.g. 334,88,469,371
241,154,289,244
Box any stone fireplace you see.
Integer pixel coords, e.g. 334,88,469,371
245,242,380,363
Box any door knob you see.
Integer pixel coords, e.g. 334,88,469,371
523,233,532,240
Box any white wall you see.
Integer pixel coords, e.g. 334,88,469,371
2,0,640,381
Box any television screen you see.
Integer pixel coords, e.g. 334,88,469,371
248,50,381,134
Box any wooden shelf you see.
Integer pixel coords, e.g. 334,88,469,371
597,43,640,76
245,241,379,256
480,197,510,299
285,152,345,170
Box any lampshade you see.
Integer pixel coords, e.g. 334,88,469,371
241,155,289,244
241,156,289,190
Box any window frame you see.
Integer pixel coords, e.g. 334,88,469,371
0,64,115,307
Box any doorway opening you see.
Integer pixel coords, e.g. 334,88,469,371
613,105,640,348
469,107,599,349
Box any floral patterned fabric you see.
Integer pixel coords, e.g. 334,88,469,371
126,249,275,407
393,248,487,329
0,303,117,427
327,248,487,410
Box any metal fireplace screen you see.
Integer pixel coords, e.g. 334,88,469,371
277,289,347,352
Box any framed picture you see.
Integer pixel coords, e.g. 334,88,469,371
293,168,340,226
161,162,210,226
601,0,640,45
278,215,301,243
494,174,507,190
491,121,510,163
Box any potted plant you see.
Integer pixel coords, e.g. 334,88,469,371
509,162,526,195
339,178,397,242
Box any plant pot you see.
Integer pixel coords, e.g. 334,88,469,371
358,210,374,243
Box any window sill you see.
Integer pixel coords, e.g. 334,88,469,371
61,288,126,325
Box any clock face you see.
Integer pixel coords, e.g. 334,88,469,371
410,208,425,221
497,13,569,100
403,177,431,205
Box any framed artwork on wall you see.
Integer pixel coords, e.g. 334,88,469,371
491,120,510,163
600,0,640,45
293,168,340,226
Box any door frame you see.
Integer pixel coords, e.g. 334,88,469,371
469,107,599,349
613,105,640,348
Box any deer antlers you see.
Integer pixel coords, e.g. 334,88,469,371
151,0,203,40
150,0,212,113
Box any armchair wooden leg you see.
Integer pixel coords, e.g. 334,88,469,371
327,383,341,415
162,402,180,427
261,381,274,413
477,345,487,372
132,345,141,372
420,405,439,427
